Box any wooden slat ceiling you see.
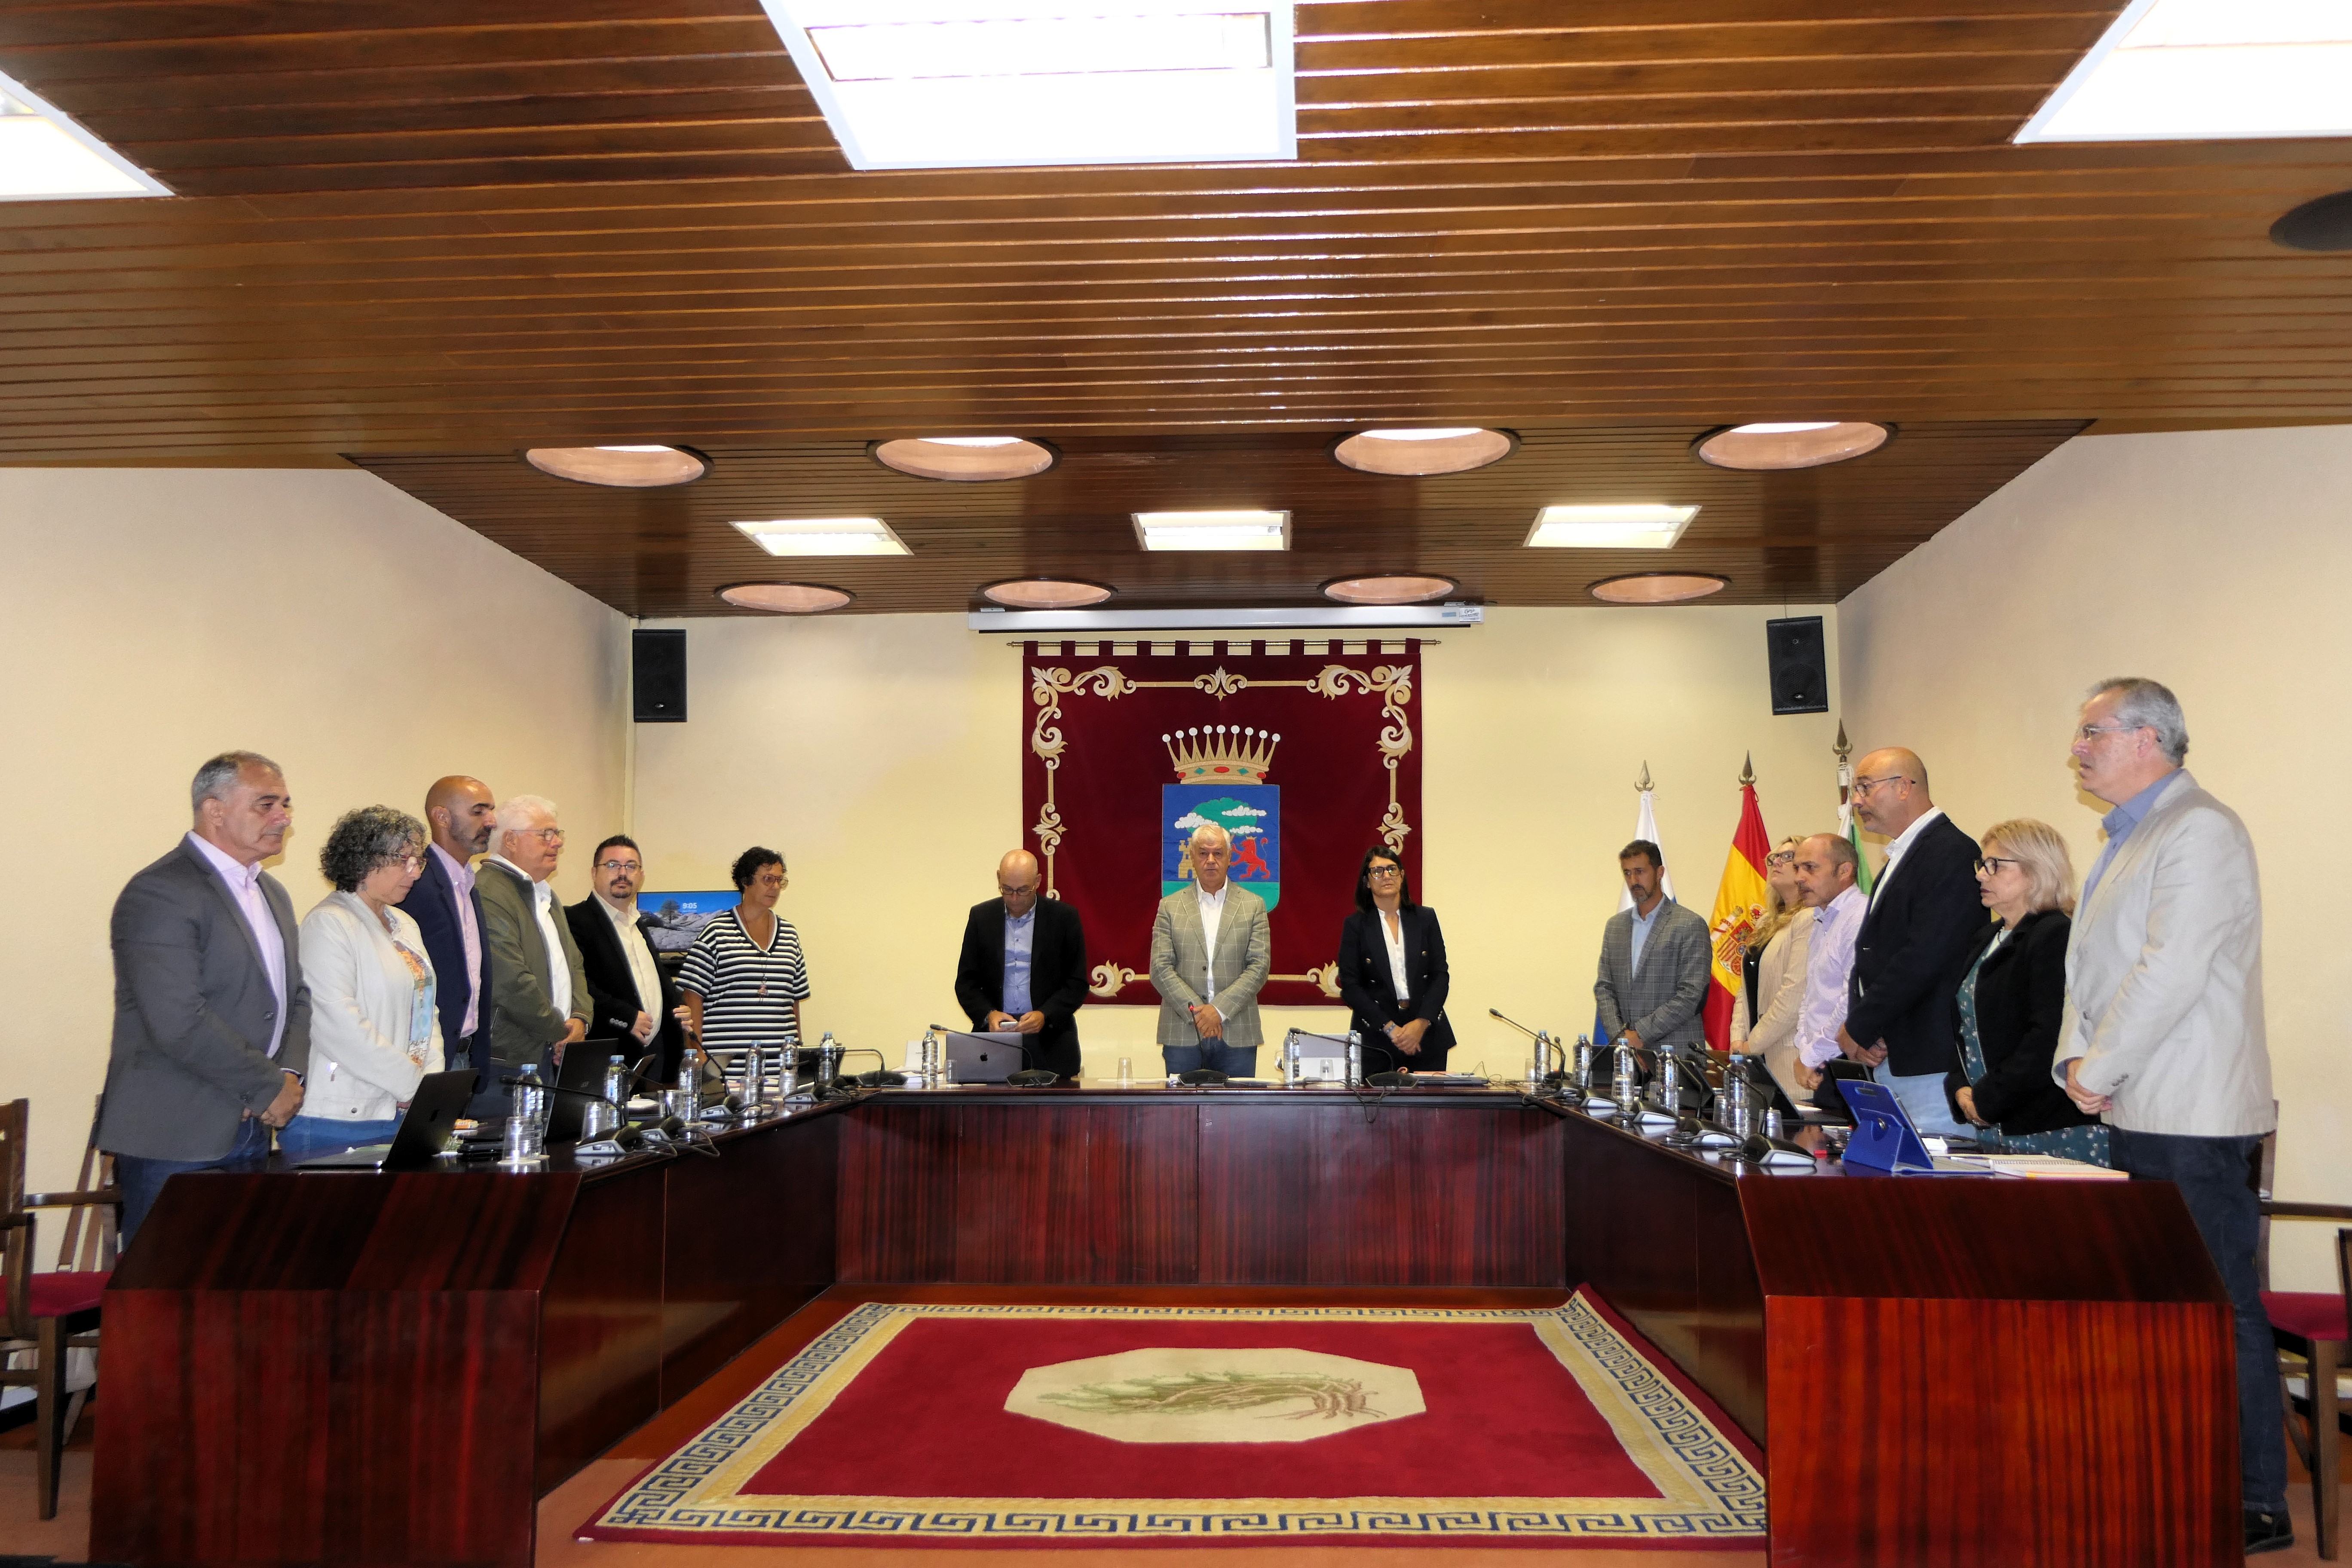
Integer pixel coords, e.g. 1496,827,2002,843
2,0,2348,614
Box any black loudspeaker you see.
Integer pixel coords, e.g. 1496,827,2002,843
633,628,687,723
1765,616,1828,715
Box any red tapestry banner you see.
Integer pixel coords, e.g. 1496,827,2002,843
1023,639,1422,1009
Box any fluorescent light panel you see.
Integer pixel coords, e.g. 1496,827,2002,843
1134,509,1289,551
1527,505,1698,550
2017,0,2352,142
732,516,911,556
0,69,169,200
757,2,1297,170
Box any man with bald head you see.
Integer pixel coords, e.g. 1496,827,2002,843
1840,746,1984,1138
395,775,497,1089
955,849,1091,1081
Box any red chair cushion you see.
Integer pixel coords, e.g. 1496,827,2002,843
26,1270,108,1319
2265,1289,2348,1342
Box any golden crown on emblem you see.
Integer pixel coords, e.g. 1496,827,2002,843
1162,725,1282,784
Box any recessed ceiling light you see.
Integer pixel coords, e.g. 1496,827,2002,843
2016,0,2352,142
0,70,168,200
758,1,1297,170
872,436,1057,481
524,445,708,487
1526,505,1698,550
731,517,910,557
1589,573,1730,605
1321,574,1458,606
718,582,855,614
1695,422,1891,470
981,578,1115,609
1133,509,1291,552
1332,427,1516,476
2274,188,2352,251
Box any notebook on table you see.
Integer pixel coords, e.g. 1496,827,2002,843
294,1069,479,1172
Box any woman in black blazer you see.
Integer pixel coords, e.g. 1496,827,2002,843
1335,846,1455,1072
1945,818,2107,1163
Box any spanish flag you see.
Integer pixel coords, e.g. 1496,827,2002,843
1701,779,1773,1050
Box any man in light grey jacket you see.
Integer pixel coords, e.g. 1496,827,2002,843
102,752,311,1245
2055,677,2288,1555
1149,823,1271,1076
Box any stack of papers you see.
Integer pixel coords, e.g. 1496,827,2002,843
1946,1153,2129,1180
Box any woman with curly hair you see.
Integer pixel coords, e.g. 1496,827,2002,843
279,805,445,1162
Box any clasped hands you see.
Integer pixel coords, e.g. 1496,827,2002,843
1385,1017,1429,1056
1835,1025,1887,1067
251,1069,304,1128
986,1010,1047,1035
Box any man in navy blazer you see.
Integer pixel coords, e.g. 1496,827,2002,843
954,850,1089,1081
395,775,496,1090
1838,747,1984,1138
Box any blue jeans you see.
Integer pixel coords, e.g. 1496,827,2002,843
116,1115,272,1248
2110,1127,2288,1514
277,1115,402,1164
1162,1041,1259,1078
1875,1062,1969,1139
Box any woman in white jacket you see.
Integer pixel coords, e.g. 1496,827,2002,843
280,806,445,1162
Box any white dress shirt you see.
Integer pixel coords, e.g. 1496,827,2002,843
1197,881,1228,1013
1870,806,1946,905
597,892,664,1039
1380,908,1412,1002
186,831,288,1058
483,854,572,1020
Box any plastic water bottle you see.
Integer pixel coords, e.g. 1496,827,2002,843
514,1063,548,1131
677,1044,703,1091
1574,1035,1594,1087
1346,1030,1363,1086
1722,1059,1752,1137
1611,1040,1636,1108
602,1052,628,1109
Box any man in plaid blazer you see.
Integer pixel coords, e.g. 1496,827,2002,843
1149,823,1272,1076
1593,839,1712,1056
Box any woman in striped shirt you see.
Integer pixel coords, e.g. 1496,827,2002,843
678,846,810,1048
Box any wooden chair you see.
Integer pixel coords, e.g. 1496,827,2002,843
2255,1129,2352,1559
1,1096,119,1519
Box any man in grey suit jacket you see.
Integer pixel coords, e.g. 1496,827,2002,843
1594,839,1711,1059
476,794,591,1117
2055,678,2288,1554
1149,823,1271,1076
102,752,311,1245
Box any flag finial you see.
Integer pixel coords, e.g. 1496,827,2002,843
1635,760,1652,792
1833,720,1851,763
1739,751,1755,786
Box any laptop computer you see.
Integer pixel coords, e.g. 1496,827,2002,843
548,1038,627,1144
943,1030,1029,1084
295,1069,480,1171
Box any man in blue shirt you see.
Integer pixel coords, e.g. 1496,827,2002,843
953,849,1091,1081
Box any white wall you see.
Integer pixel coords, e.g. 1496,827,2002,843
1,467,628,1250
630,606,1847,1081
1838,423,2352,1289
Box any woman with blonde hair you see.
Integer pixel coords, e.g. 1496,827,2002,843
1730,837,1811,1106
1945,818,2106,1162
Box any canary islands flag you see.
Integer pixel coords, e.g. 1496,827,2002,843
1701,780,1773,1050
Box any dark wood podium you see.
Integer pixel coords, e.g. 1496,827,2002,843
93,1086,2235,1567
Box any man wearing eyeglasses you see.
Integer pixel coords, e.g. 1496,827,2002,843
1838,747,1983,1139
477,794,591,1112
567,834,686,1082
2054,677,2286,1555
954,849,1090,1081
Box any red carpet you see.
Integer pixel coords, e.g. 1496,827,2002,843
581,1291,1763,1549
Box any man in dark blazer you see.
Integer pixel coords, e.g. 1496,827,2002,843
395,775,496,1082
566,833,685,1081
1840,747,1984,1138
954,850,1088,1081
101,752,311,1245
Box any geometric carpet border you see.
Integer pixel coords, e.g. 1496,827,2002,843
581,1289,1767,1547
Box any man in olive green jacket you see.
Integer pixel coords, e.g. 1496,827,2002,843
475,793,591,1115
